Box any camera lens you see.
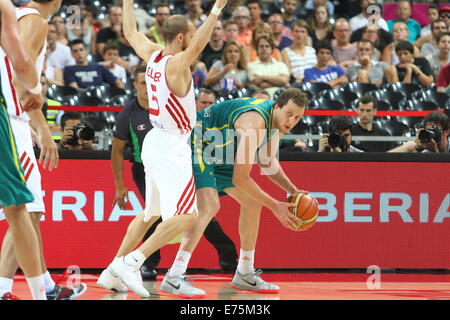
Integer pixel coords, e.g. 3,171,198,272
328,133,341,148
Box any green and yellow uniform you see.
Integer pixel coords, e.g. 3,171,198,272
192,98,275,195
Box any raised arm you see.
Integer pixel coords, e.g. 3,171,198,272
122,0,163,62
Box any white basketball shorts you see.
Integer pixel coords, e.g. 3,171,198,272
142,129,197,222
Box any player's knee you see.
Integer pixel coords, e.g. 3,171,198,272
200,200,220,219
29,212,43,226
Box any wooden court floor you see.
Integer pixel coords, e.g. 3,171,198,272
9,272,450,300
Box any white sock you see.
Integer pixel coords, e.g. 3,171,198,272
0,277,13,296
26,275,46,300
168,250,191,277
43,271,56,292
237,249,255,274
123,250,146,269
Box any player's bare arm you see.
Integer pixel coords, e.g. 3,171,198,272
233,111,301,230
122,0,163,62
111,137,129,210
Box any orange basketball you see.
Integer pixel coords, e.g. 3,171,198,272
288,193,319,231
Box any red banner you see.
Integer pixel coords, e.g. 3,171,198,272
0,160,449,269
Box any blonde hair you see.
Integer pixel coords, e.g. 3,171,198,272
251,22,275,48
222,41,247,70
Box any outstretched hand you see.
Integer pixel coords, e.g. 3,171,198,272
214,0,228,10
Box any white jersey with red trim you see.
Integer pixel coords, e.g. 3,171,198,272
0,6,46,121
145,50,196,136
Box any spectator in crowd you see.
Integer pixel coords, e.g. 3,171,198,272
437,62,450,93
305,0,334,18
233,6,252,47
351,95,395,152
204,41,248,92
381,21,419,66
117,0,155,34
425,32,450,80
223,19,239,42
196,88,217,111
58,112,96,150
268,14,293,52
191,58,208,88
184,0,206,26
247,35,290,98
281,0,298,30
439,5,450,28
419,19,448,57
246,0,263,30
349,0,388,32
96,5,122,56
100,43,127,84
389,112,449,153
66,4,97,55
387,0,421,43
303,40,348,88
51,15,68,45
281,20,317,83
420,4,440,37
64,39,125,89
348,40,396,85
251,89,271,99
393,40,434,88
350,25,393,58
359,26,382,60
331,18,357,69
145,2,170,46
310,4,333,48
244,22,282,62
200,20,226,70
318,115,363,152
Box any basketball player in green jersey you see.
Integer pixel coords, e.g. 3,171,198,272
162,88,309,295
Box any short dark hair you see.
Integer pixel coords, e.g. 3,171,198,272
431,19,446,30
428,4,439,11
255,35,275,51
133,65,147,81
246,0,261,7
156,2,170,10
358,95,377,109
61,111,82,129
275,88,309,109
198,88,216,99
437,32,450,43
103,43,119,55
423,112,449,131
315,40,333,54
163,15,190,44
328,115,353,133
357,39,374,49
395,40,414,54
68,38,85,50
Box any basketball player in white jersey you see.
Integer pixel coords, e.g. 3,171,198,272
0,0,86,300
97,0,228,298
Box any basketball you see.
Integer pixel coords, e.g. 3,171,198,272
288,193,319,231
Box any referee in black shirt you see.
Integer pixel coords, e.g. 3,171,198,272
112,66,238,280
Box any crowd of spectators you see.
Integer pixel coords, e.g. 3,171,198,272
28,0,450,153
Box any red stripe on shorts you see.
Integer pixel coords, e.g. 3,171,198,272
166,102,184,135
22,156,31,172
174,175,195,216
24,163,34,182
167,98,189,134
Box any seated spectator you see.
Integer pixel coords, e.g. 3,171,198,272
205,41,248,92
420,4,440,37
351,95,395,152
45,21,74,85
191,58,208,89
66,4,97,55
440,5,450,27
100,43,127,84
425,32,450,81
96,5,122,57
233,6,253,47
223,19,239,42
437,62,450,93
244,22,282,63
387,0,421,43
252,89,271,100
114,27,141,74
200,20,227,70
318,115,363,152
247,35,290,98
348,40,396,85
196,88,217,112
145,2,170,46
184,0,207,26
247,0,264,30
349,0,388,32
388,112,449,153
331,18,357,69
58,111,96,150
281,0,299,30
393,41,433,88
64,39,125,89
51,15,68,46
309,4,333,48
351,25,393,58
303,40,347,88
419,19,448,57
305,0,334,18
281,20,317,83
381,21,420,66
268,14,293,52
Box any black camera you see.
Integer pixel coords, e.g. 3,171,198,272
66,123,95,146
328,132,347,149
418,126,441,145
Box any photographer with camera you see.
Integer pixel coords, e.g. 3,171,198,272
389,112,449,153
58,111,96,150
318,115,364,152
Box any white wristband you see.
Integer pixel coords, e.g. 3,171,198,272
28,82,42,95
211,5,221,16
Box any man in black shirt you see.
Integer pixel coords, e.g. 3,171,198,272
200,20,226,70
112,67,238,280
351,95,395,152
96,5,123,56
395,40,434,87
